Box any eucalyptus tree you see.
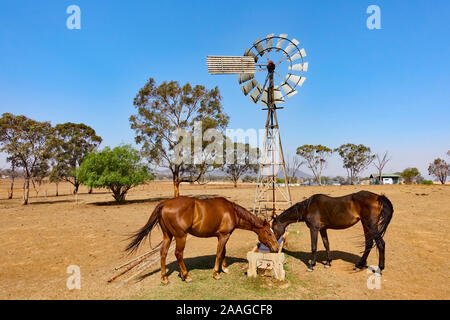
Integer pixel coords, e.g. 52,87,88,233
428,158,449,184
0,113,53,204
296,145,333,185
130,78,229,197
52,122,102,194
223,141,259,188
335,144,375,185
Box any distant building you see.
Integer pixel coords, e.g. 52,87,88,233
370,174,401,185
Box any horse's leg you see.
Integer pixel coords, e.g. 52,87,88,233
356,224,374,269
213,233,230,280
221,244,229,274
174,235,191,283
375,233,385,274
160,232,173,285
320,229,332,268
308,228,319,272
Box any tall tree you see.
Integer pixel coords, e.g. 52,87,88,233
428,158,449,184
335,143,375,185
0,113,53,204
296,145,332,185
76,145,153,203
49,165,64,196
130,78,229,197
223,141,258,188
6,156,20,199
31,161,49,197
372,151,391,185
52,122,102,194
285,154,305,184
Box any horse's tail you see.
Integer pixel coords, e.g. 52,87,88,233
125,202,164,254
375,195,394,241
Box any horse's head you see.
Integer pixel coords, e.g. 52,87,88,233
271,216,285,241
257,220,279,253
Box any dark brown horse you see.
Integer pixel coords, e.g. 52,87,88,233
272,191,393,274
126,196,279,284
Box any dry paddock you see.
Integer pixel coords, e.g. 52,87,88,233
0,179,449,299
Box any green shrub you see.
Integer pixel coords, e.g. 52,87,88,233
421,180,433,185
77,144,153,202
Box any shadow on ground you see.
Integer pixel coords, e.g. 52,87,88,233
136,254,247,282
283,249,361,268
90,194,221,206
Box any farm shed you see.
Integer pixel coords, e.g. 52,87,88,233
370,174,400,185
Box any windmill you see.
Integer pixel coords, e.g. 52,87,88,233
207,34,308,218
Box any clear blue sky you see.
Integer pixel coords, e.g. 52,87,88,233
1,0,449,177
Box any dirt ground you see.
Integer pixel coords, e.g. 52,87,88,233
0,179,449,300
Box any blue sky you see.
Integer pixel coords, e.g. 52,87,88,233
1,0,449,177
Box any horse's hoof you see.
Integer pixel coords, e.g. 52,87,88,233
307,267,313,272
222,268,230,274
161,278,169,285
184,276,193,283
213,274,222,280
324,264,331,269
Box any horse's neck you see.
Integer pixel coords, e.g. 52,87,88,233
279,205,302,226
236,217,258,232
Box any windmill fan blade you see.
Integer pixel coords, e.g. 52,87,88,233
260,88,268,106
287,90,298,98
249,85,263,103
265,34,274,52
290,48,306,62
238,73,254,84
276,34,288,52
280,81,298,98
273,86,285,104
244,48,258,63
254,39,265,57
288,62,308,72
286,74,301,85
260,87,285,106
300,48,307,57
284,39,299,55
298,77,306,87
241,79,258,96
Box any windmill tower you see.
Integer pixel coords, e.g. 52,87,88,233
207,34,308,218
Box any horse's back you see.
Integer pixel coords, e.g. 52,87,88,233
160,196,235,237
308,193,361,229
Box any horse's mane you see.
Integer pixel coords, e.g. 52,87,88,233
276,196,313,222
231,202,264,228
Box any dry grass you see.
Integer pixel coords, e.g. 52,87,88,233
0,179,449,299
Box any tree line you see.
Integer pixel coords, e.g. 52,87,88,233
0,114,153,204
1,78,448,204
293,144,449,186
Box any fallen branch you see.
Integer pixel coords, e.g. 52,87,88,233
108,235,191,285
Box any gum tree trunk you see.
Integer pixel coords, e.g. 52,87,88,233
23,177,30,205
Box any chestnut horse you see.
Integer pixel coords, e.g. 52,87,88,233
272,191,393,274
126,196,279,284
